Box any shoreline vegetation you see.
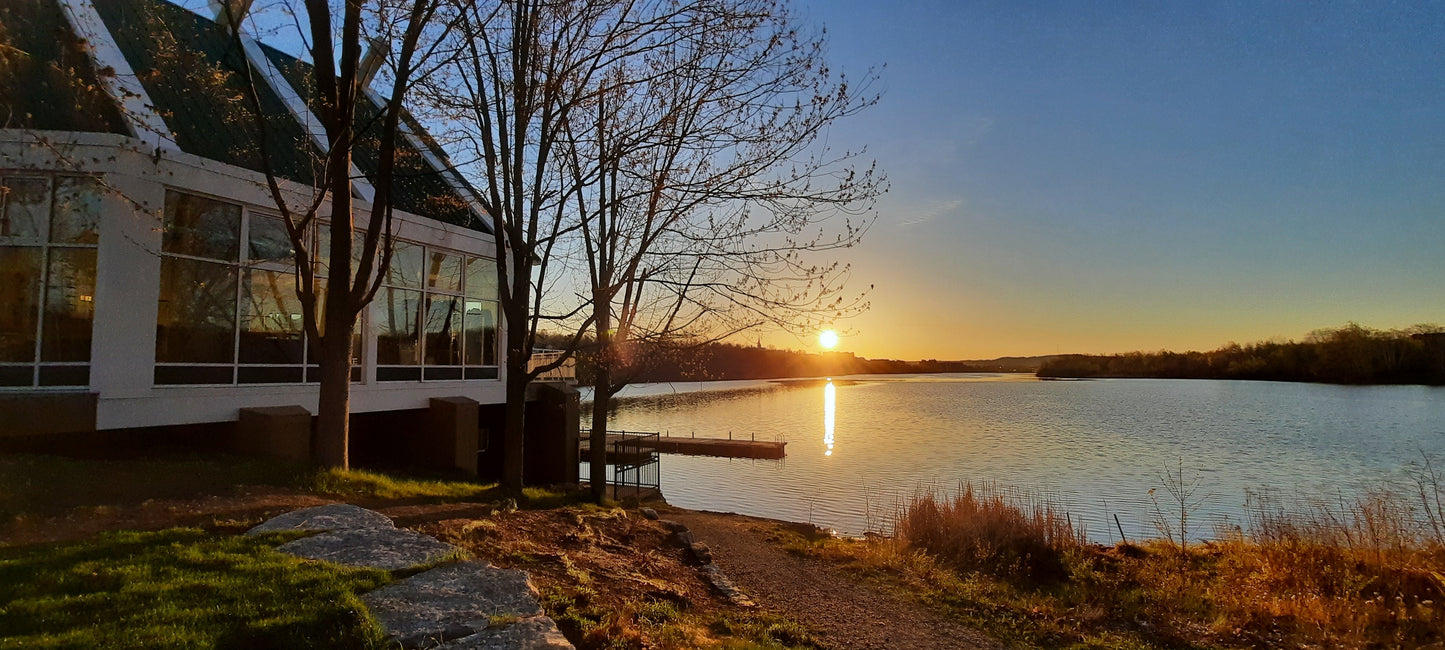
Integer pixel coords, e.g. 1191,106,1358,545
5,453,1445,648
550,322,1445,388
1037,323,1445,386
785,476,1445,649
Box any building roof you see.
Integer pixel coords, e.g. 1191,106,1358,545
1,0,488,234
0,0,129,135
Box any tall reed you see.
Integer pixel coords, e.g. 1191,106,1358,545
894,482,1082,584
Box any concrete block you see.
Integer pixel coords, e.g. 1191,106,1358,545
424,396,480,474
234,405,312,462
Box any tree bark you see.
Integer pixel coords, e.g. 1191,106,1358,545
501,292,530,493
589,301,613,502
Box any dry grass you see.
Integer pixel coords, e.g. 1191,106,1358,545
782,481,1445,649
896,483,1081,585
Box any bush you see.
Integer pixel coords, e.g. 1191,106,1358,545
895,483,1080,585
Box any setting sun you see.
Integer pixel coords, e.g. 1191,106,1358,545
818,329,840,349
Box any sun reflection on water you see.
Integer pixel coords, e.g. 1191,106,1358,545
823,379,835,456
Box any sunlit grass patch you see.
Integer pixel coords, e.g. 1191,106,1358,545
0,528,390,649
305,467,497,500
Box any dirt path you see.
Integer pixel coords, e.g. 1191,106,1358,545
666,509,1001,650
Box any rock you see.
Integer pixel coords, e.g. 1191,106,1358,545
437,617,574,649
672,530,695,546
277,527,461,571
639,508,659,520
701,564,755,607
658,519,688,533
362,561,549,648
246,503,395,536
688,542,713,564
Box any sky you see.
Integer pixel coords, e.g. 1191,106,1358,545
197,0,1445,361
776,0,1445,360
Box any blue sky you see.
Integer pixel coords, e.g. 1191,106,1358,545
207,0,1445,359
790,0,1445,358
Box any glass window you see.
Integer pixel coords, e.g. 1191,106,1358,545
424,295,462,366
41,248,97,362
50,177,102,245
0,247,42,363
463,299,498,367
240,269,304,364
247,215,295,265
162,191,240,261
156,256,237,364
2,178,49,242
1,175,100,388
384,240,423,289
427,250,463,293
465,256,496,299
375,287,422,365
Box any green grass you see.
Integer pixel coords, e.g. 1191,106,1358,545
0,528,391,649
305,467,497,500
0,453,579,525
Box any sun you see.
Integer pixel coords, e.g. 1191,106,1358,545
818,329,840,349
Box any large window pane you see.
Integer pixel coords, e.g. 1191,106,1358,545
306,278,362,366
384,240,423,289
314,226,365,278
50,177,102,245
1,177,48,242
162,191,240,261
463,300,498,367
247,215,294,265
465,256,496,299
374,287,421,366
240,269,303,364
424,295,462,366
41,248,97,362
0,247,42,362
156,256,237,364
426,250,462,293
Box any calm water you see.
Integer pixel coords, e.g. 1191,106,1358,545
597,374,1445,542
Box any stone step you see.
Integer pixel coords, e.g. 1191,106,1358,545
362,561,572,649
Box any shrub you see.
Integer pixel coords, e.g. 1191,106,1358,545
895,483,1080,584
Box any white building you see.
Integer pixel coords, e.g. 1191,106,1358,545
0,0,576,480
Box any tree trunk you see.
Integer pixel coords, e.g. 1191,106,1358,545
313,327,352,468
501,307,529,494
589,304,613,502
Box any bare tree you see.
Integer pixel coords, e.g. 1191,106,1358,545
557,0,882,499
428,0,713,493
220,0,456,468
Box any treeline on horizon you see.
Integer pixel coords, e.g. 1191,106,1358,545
535,335,1048,384
1036,323,1445,385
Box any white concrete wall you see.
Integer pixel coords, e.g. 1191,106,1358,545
1,130,507,431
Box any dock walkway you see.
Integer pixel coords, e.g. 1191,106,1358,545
580,433,785,460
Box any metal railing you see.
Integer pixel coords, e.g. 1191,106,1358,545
580,429,660,499
528,349,576,382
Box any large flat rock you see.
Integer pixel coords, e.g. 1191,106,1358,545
362,561,555,648
246,503,395,536
276,527,461,571
437,617,573,649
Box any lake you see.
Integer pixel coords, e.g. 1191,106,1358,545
594,374,1445,542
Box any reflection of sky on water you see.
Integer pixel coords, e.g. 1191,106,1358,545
606,374,1445,542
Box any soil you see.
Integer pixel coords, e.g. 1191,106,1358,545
3,491,1001,649
663,507,1003,650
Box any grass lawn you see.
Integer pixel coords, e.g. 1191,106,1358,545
0,528,390,649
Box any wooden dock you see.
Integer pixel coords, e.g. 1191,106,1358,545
580,433,786,459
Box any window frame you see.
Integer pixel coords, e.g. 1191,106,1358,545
0,174,102,389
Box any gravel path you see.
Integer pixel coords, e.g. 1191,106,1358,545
667,509,1001,650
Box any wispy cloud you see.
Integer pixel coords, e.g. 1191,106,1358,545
900,199,963,227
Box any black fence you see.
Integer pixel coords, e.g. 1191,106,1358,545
580,430,660,499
